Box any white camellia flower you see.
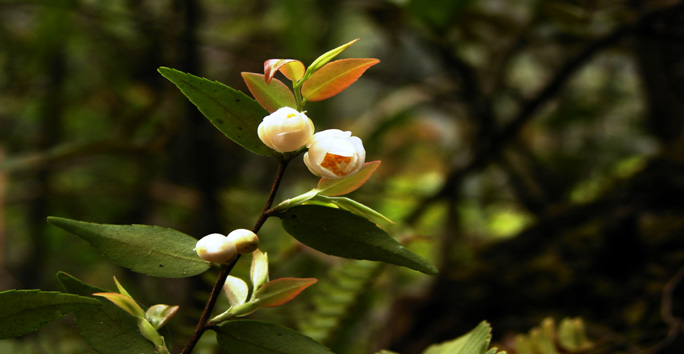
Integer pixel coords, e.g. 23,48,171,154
303,129,366,179
194,233,237,264
258,107,314,153
225,228,259,254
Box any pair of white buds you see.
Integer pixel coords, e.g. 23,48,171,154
194,229,259,264
258,107,366,179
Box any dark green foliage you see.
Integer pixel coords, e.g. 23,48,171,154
0,290,99,339
276,205,437,275
47,217,211,278
57,272,158,354
216,320,334,353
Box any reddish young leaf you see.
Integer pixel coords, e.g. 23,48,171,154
264,59,305,84
317,161,381,197
302,58,380,102
242,72,296,113
253,278,317,308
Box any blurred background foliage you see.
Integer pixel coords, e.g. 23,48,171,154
1,0,684,353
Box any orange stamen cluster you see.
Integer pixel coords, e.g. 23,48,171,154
321,153,352,176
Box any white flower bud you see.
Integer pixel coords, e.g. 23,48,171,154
194,233,237,264
303,129,366,179
226,229,259,254
258,107,314,153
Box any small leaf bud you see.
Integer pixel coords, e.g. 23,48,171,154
194,233,237,264
226,229,259,254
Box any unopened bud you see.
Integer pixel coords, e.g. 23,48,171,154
195,233,237,264
226,229,259,254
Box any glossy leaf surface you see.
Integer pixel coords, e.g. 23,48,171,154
276,205,437,275
317,161,381,197
302,58,379,101
0,290,99,339
253,278,317,307
158,67,276,157
250,249,269,293
304,38,359,80
264,59,305,83
224,275,250,307
57,272,157,354
216,320,334,354
47,217,211,278
242,72,296,113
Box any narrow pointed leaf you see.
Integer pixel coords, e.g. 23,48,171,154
242,72,296,113
264,59,305,83
317,161,381,197
250,249,269,294
305,38,359,80
47,217,211,278
254,278,317,308
224,276,250,307
302,58,380,102
276,205,437,275
113,276,133,299
57,272,157,354
216,320,334,354
158,67,276,157
423,321,494,354
93,292,145,318
0,290,99,339
322,196,394,225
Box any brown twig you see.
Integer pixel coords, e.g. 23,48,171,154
180,158,290,354
650,263,684,353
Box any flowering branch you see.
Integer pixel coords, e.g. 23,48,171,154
180,158,291,354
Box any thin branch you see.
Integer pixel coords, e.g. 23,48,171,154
180,158,290,354
651,263,684,353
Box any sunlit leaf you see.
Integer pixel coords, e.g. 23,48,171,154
158,67,276,157
264,59,305,83
216,320,334,354
253,278,317,307
93,292,145,318
47,217,211,278
0,290,99,339
276,205,437,275
422,321,497,354
224,276,250,307
304,38,359,81
250,249,269,294
242,72,296,113
302,58,380,101
317,161,381,197
57,272,157,354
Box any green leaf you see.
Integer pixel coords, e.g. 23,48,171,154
224,275,250,307
93,292,146,318
250,249,270,293
275,205,438,275
158,67,276,157
47,217,211,278
302,58,380,102
57,272,158,354
145,304,179,330
216,320,334,354
304,39,359,82
422,321,496,354
317,161,381,197
0,290,99,339
253,278,317,308
242,72,296,113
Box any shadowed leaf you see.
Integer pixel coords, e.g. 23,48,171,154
216,320,334,354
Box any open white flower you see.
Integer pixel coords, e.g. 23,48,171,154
194,233,237,264
258,107,314,153
303,129,366,179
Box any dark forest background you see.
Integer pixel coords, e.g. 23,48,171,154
1,0,684,353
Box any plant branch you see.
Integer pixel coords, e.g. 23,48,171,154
180,158,290,354
651,262,684,353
